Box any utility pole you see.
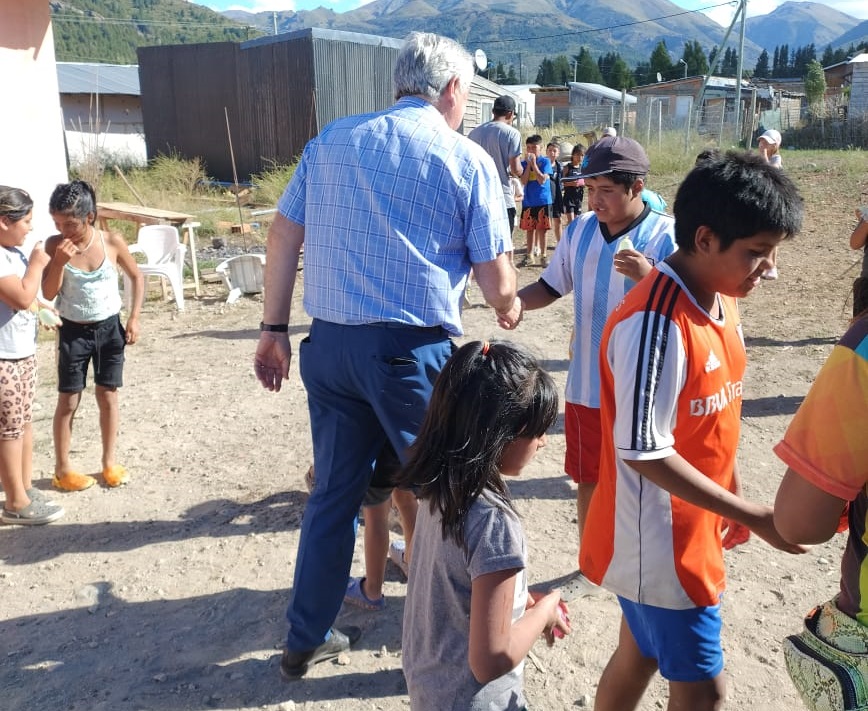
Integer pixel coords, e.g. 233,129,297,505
734,0,747,145
694,0,745,147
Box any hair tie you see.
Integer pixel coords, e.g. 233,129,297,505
481,341,490,356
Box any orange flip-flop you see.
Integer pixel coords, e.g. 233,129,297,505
102,465,129,488
52,471,96,492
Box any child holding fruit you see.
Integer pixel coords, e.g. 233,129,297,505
399,340,570,709
515,135,677,599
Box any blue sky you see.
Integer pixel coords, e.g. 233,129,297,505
198,0,868,22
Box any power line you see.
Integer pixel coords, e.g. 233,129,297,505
468,1,737,47
52,1,737,45
50,12,255,32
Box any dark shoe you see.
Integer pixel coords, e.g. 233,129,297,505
279,626,362,679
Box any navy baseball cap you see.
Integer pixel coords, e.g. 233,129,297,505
493,95,516,113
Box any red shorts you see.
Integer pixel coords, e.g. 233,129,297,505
520,205,551,231
564,403,602,484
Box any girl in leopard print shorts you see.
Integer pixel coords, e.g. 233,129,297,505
0,186,64,525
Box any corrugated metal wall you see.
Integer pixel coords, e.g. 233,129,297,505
138,31,401,182
236,36,317,179
311,36,398,126
139,43,248,180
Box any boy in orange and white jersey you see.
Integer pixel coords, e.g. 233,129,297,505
580,151,807,710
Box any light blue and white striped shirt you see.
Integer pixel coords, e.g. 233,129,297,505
278,96,512,336
541,207,677,407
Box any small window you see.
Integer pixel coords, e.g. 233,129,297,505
481,100,494,123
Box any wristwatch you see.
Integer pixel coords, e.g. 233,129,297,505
260,322,289,332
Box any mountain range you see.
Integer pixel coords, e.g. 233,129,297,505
744,1,864,51
220,0,866,68
50,0,868,71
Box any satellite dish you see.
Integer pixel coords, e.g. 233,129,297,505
474,49,488,72
656,72,663,82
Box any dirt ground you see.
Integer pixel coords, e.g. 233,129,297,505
0,160,864,711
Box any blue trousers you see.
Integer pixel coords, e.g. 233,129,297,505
287,319,454,652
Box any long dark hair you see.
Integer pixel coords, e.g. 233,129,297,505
49,180,98,224
396,340,558,548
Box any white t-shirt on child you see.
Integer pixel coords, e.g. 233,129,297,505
0,248,37,359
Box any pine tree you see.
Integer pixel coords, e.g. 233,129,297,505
575,47,604,84
779,45,790,77
753,50,769,79
633,61,653,86
708,45,720,73
681,40,708,77
607,56,634,90
649,40,674,79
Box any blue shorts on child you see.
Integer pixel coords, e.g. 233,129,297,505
618,595,725,682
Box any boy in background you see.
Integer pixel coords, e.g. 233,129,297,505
546,141,564,245
519,134,552,266
468,95,523,235
581,151,806,710
517,136,677,597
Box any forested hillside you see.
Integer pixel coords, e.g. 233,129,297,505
50,0,261,63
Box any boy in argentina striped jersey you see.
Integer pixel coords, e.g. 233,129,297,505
517,136,676,598
580,151,807,711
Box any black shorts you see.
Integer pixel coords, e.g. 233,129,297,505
57,314,126,392
563,186,584,214
507,206,516,234
855,277,868,318
551,191,564,218
364,441,401,507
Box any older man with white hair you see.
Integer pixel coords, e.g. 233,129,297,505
254,31,521,679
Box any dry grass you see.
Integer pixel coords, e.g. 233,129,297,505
83,135,865,248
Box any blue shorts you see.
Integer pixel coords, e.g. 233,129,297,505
618,596,724,682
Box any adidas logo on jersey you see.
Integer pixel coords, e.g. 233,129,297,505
704,350,721,373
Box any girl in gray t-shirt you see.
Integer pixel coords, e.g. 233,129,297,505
398,340,571,710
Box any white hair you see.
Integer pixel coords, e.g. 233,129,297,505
393,32,474,102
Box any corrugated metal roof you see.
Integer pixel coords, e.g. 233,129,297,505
56,62,140,96
242,26,404,52
569,82,637,104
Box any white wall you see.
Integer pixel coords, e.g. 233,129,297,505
851,64,868,117
61,94,147,168
0,1,69,241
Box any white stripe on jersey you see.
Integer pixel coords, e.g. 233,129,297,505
541,209,676,408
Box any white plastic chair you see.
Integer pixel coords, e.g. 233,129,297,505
124,224,186,311
215,253,265,304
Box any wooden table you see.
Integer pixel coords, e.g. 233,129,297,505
97,202,201,296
